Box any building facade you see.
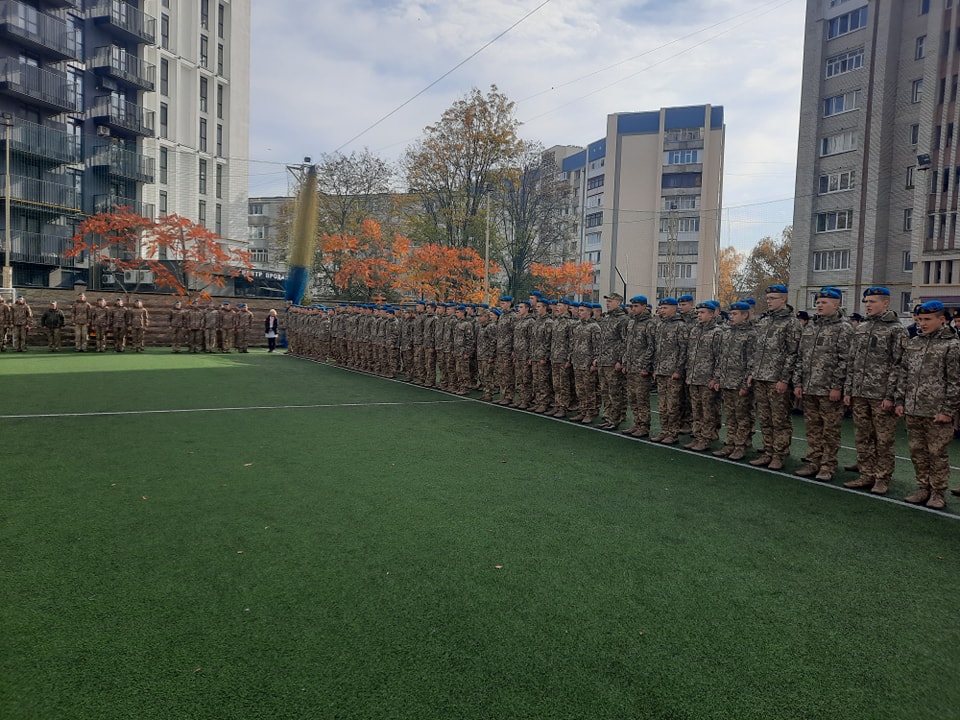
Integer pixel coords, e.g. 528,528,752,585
0,0,249,292
560,105,725,302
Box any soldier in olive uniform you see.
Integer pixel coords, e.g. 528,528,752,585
620,296,655,437
110,298,128,352
650,297,689,445
570,303,601,424
494,296,517,404
236,303,255,352
422,302,438,387
10,295,32,351
511,301,535,409
476,308,498,401
127,298,149,352
684,300,724,452
90,297,110,352
168,300,186,352
597,293,629,430
530,298,555,413
0,295,11,351
40,301,65,351
452,305,476,394
203,302,220,353
712,302,757,460
72,292,92,351
549,300,574,418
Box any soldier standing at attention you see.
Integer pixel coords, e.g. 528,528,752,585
186,300,204,353
512,301,535,409
168,299,186,353
895,300,960,509
549,300,574,418
90,297,110,352
111,297,128,352
841,286,906,495
452,305,475,394
203,302,220,353
422,302,438,387
127,299,149,352
10,295,32,352
217,302,233,352
0,295,11,351
71,292,92,352
712,302,757,460
684,300,724,452
620,296,655,438
650,297,689,445
235,303,255,353
40,301,65,352
570,302,601,424
494,296,517,404
792,288,853,481
747,284,802,471
677,293,697,434
596,293,629,430
476,308,498,401
411,300,426,383
530,298,555,413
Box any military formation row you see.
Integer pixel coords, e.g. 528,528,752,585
284,286,960,511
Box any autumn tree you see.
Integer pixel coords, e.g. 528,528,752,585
315,148,395,234
317,219,410,301
403,85,523,249
736,226,792,308
397,243,493,303
65,208,252,297
717,246,744,307
530,261,595,299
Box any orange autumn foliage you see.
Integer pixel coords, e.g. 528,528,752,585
319,219,409,297
398,243,497,302
530,261,595,298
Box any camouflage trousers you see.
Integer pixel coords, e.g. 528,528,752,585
12,325,28,351
599,366,626,424
401,348,414,377
551,362,573,411
115,327,129,351
514,358,533,406
721,388,754,449
94,325,110,352
45,327,62,351
423,349,437,387
74,324,89,351
319,340,331,361
754,380,793,456
850,397,898,483
680,380,693,429
456,355,473,391
624,372,652,432
905,415,954,491
444,351,457,388
533,361,553,407
478,357,496,397
496,354,515,400
130,327,145,351
573,367,599,415
386,348,399,377
412,347,425,382
689,383,721,442
801,394,844,472
170,327,184,352
219,328,232,352
656,375,684,436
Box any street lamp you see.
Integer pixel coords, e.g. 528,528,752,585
2,112,12,291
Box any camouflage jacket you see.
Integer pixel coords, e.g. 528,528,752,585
11,302,32,324
383,317,400,348
477,320,497,361
412,313,426,345
114,305,132,328
597,307,629,367
530,316,555,362
237,309,255,331
399,316,415,349
550,317,573,364
844,310,906,400
72,300,92,324
127,307,149,329
686,317,723,386
750,305,801,384
495,311,516,355
895,325,960,417
422,314,437,349
168,308,186,328
513,315,535,360
453,318,476,355
793,310,852,395
652,314,689,377
570,318,600,368
621,309,655,374
714,320,757,391
439,314,457,352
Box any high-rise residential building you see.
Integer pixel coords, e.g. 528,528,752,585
560,106,725,302
790,0,954,314
0,0,249,293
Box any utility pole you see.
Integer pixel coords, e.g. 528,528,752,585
664,203,679,299
2,112,12,292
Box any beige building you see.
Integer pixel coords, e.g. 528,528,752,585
560,106,724,302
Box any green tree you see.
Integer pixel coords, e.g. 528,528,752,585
736,226,792,309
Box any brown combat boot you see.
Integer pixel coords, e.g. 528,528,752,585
622,425,641,436
767,455,785,471
689,439,711,452
795,463,819,477
551,408,567,418
683,439,698,449
844,476,875,489
569,414,584,422
580,415,594,424
659,435,678,445
815,468,834,482
712,446,733,457
926,490,947,509
728,447,746,461
749,454,772,467
904,488,931,504
844,463,860,472
870,478,890,495
650,432,666,442
951,487,960,497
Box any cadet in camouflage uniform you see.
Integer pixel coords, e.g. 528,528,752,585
684,300,724,451
712,302,757,460
596,293,629,430
620,296,655,437
110,298,128,352
651,297,689,444
127,298,149,352
217,302,233,352
72,292,92,351
677,294,697,434
841,287,906,494
236,303,255,353
90,297,110,352
185,300,205,353
476,308,498,401
411,301,426,382
203,302,220,353
530,298,555,413
494,296,517,404
792,288,853,481
570,302,601,423
385,308,401,377
452,305,476,394
10,295,32,351
0,295,10,351
549,300,574,418
40,301,65,351
895,300,960,509
168,300,186,352
399,307,415,377
511,301,535,409
747,284,801,471
422,303,438,387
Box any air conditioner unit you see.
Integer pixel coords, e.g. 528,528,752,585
102,273,116,285
98,77,118,92
123,269,139,283
140,270,154,284
96,125,111,138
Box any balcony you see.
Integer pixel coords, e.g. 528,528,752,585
0,0,81,61
0,173,80,212
90,46,155,91
87,143,155,183
45,0,79,8
6,228,77,266
88,95,155,137
662,162,704,174
0,58,78,113
94,194,155,219
663,138,704,152
2,118,80,165
88,0,156,45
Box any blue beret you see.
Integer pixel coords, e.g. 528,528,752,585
479,303,489,309
863,286,890,298
730,302,750,311
918,300,946,313
500,296,513,303
592,303,603,309
519,300,531,307
531,290,543,297
491,308,502,316
816,288,842,300
221,301,230,305
766,284,788,294
659,297,679,306
238,303,246,308
629,295,648,305
678,294,694,302
743,297,756,306
697,300,721,310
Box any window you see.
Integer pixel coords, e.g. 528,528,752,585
823,90,861,116
901,292,912,313
952,75,958,103
940,78,947,105
218,4,225,38
815,210,854,232
249,203,264,215
821,131,858,156
661,172,701,189
159,103,168,138
216,163,223,198
818,169,856,194
200,35,209,68
585,232,601,247
215,203,222,235
827,6,868,39
586,193,603,209
217,43,224,75
199,118,207,152
199,159,207,194
587,175,604,190
911,79,923,103
906,166,915,189
159,147,168,184
665,149,701,164
916,35,926,59
825,47,864,78
216,124,222,156
659,217,700,233
904,208,913,231
903,251,914,272
201,0,209,29
663,196,699,210
159,190,167,215
586,212,603,228
910,124,920,144
813,249,851,271
949,124,955,147
658,263,694,279
159,59,169,96
198,200,207,227
920,0,930,14
161,14,169,50
249,226,266,240
217,84,224,119
200,77,208,113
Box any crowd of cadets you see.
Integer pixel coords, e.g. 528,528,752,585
0,293,258,354
285,285,960,511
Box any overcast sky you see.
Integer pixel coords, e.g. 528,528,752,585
247,0,806,251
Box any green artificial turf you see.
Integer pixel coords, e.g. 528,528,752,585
1,351,958,719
